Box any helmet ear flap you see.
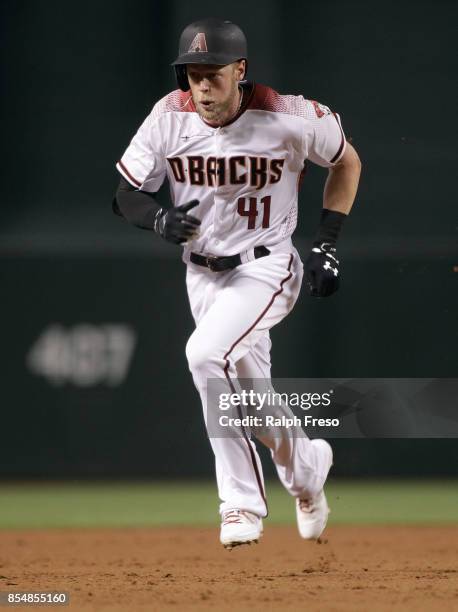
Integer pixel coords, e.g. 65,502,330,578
175,65,190,91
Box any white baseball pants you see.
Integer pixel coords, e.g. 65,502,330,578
185,243,332,517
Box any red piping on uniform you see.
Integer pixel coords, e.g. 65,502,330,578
117,160,142,187
297,165,307,192
222,254,295,516
330,113,346,164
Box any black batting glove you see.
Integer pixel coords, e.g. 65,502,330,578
154,199,201,245
305,242,340,297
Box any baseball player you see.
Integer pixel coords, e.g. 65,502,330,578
113,18,361,549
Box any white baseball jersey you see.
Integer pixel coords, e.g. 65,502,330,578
116,83,346,257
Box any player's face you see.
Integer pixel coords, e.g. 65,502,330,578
187,61,246,126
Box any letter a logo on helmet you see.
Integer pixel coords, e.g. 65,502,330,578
172,18,248,91
188,33,208,53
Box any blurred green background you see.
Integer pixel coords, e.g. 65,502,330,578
0,481,456,529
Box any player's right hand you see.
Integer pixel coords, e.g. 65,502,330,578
154,200,201,244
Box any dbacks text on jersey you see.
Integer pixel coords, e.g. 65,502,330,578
167,156,286,189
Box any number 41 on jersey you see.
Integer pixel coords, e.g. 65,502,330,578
237,196,271,229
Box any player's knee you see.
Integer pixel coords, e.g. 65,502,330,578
185,335,209,372
185,334,221,373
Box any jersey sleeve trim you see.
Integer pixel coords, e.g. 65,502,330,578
329,113,346,164
116,160,142,187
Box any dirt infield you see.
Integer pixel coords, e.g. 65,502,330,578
0,526,457,611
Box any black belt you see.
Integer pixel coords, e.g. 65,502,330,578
190,246,270,272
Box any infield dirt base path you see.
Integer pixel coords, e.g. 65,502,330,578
0,526,457,611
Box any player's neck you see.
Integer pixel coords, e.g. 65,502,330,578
226,86,244,124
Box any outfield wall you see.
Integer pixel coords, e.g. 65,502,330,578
1,255,456,478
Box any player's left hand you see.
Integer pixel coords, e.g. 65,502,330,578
305,242,340,297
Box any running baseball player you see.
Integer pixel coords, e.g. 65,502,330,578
113,18,361,549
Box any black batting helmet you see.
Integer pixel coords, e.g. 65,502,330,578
172,18,248,91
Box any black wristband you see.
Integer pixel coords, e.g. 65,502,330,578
313,209,347,247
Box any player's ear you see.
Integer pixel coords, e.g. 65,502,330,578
236,60,246,81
